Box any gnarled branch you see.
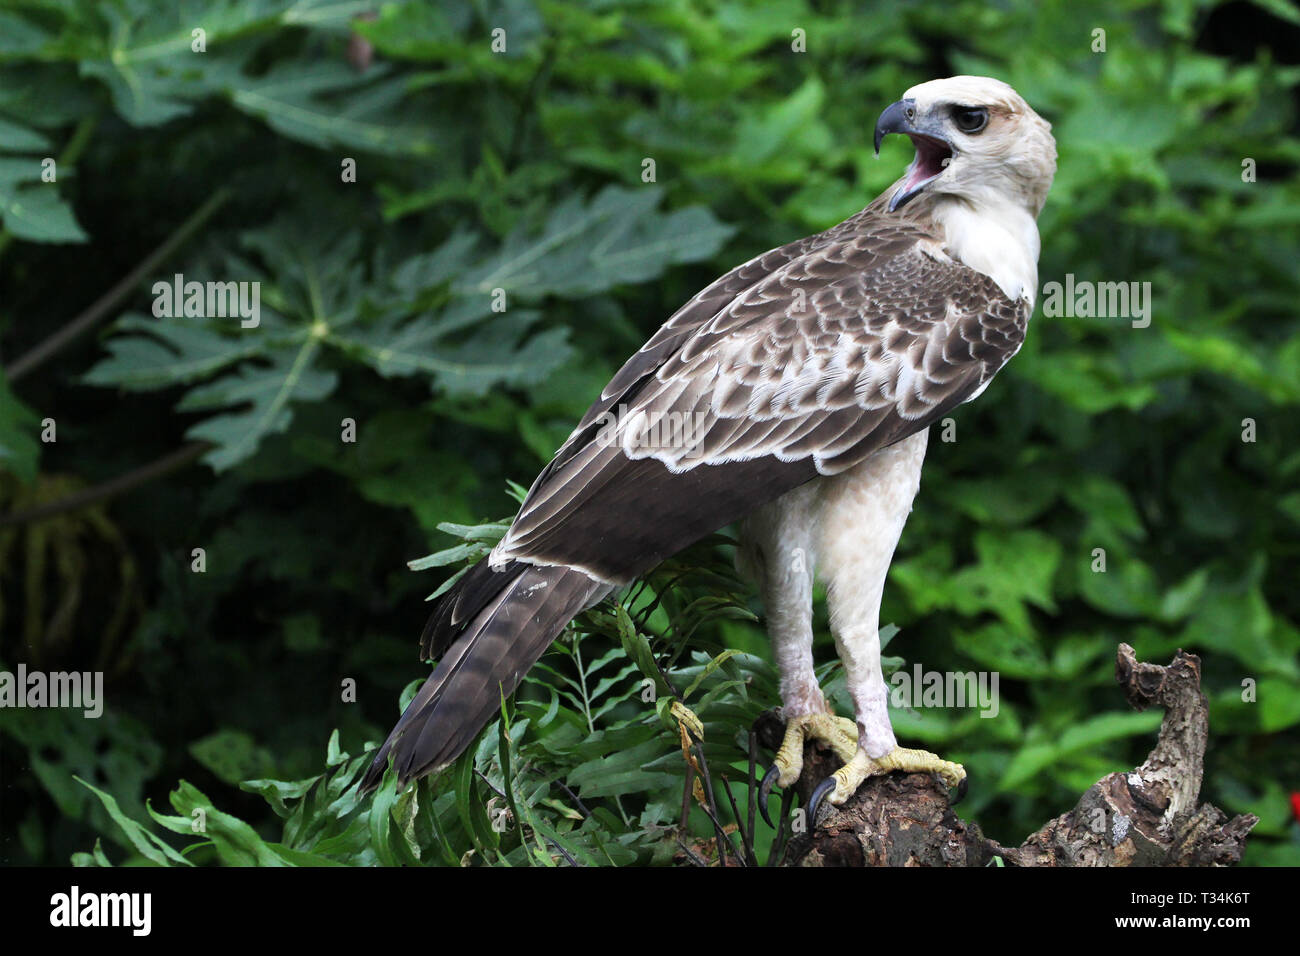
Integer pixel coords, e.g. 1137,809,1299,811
770,645,1257,867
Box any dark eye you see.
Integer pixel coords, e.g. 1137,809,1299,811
952,106,988,134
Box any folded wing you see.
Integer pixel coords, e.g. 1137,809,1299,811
494,212,1028,585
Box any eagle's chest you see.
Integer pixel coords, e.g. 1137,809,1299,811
813,429,929,579
742,429,929,587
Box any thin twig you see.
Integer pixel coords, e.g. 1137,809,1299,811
473,768,507,800
0,441,210,527
679,763,695,833
6,188,232,381
768,789,795,866
746,731,758,860
548,776,592,820
720,774,756,867
690,739,740,867
546,840,578,867
676,837,709,868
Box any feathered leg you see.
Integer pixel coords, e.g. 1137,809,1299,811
812,430,964,819
740,483,824,719
741,485,858,825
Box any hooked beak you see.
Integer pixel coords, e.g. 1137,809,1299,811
874,99,955,212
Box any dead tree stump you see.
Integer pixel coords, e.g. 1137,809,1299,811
771,644,1257,867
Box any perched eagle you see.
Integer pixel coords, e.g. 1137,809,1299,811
362,76,1057,822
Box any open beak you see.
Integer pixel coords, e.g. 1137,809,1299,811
874,99,954,212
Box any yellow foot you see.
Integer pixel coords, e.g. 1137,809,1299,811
807,745,967,825
758,712,858,826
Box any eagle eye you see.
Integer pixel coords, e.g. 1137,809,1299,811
951,106,988,134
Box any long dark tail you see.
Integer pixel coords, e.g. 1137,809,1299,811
361,560,608,790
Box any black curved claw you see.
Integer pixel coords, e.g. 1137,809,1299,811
951,771,970,805
758,765,781,828
807,776,838,827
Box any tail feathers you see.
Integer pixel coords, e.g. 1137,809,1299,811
362,563,608,790
418,558,527,661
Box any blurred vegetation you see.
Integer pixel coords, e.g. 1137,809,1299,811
0,0,1297,866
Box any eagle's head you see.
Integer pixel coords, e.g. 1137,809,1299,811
874,75,1057,218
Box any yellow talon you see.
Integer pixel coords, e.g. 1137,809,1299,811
771,712,859,787
807,744,968,824
762,712,968,828
823,746,965,807
872,746,967,790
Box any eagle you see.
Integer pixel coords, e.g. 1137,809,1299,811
361,76,1057,825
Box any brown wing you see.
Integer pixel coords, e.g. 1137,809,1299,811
496,210,1029,584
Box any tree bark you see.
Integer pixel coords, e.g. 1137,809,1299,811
766,645,1258,867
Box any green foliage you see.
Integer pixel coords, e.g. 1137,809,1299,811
0,155,87,243
0,373,40,481
0,0,1297,866
74,527,791,866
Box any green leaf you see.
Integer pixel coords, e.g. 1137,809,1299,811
458,185,734,299
167,780,292,866
0,117,50,151
680,648,740,701
367,769,418,867
339,309,573,398
947,529,1061,631
614,604,670,699
0,156,87,242
1063,475,1145,540
0,370,40,482
178,339,338,471
188,729,274,786
952,623,1050,679
84,313,262,390
75,777,193,867
997,712,1163,791
1257,677,1300,732
229,62,438,155
75,0,309,127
